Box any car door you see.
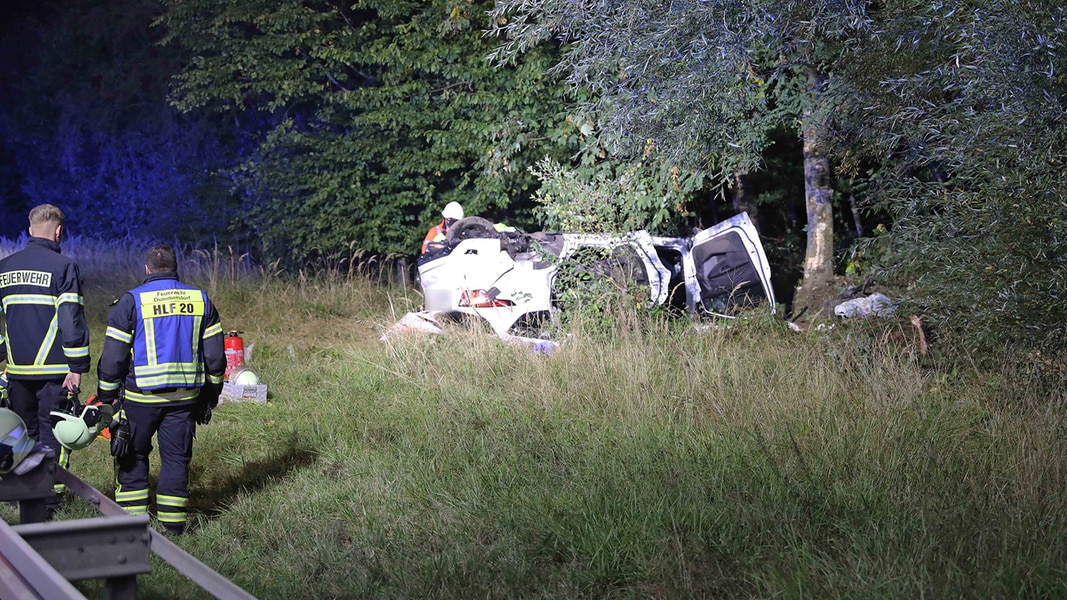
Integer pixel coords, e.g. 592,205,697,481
684,212,776,316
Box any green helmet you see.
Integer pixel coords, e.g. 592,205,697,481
1,408,35,474
50,397,113,451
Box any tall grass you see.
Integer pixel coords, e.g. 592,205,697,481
4,239,1067,598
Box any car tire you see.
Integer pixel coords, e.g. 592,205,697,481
446,216,496,243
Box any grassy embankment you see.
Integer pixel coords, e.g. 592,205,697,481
3,238,1067,599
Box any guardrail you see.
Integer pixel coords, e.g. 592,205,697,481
0,515,90,599
1,462,257,599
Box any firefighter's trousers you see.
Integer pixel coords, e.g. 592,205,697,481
8,379,70,496
115,402,195,531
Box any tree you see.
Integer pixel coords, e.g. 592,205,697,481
488,0,876,313
159,0,582,260
841,1,1067,364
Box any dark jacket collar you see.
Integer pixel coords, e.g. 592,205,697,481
27,236,61,253
143,271,180,284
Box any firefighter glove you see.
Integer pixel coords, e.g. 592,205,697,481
110,412,131,458
193,403,212,425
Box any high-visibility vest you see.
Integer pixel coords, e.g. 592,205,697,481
124,279,211,402
421,220,448,254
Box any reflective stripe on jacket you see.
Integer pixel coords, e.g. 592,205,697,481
0,237,90,379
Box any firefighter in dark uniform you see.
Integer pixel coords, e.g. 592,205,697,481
0,204,90,508
97,244,225,536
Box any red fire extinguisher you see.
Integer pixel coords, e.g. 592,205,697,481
224,331,245,380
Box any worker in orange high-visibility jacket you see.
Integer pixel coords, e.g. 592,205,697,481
421,201,464,255
96,244,225,537
0,204,90,513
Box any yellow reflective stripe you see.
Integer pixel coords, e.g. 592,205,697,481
106,326,133,344
192,315,203,357
64,345,89,358
157,494,188,508
2,294,56,306
137,362,201,375
125,389,200,403
207,374,223,384
136,375,202,386
204,322,223,338
157,512,187,524
6,364,68,376
124,505,149,515
115,488,150,502
99,380,121,391
33,313,59,365
56,292,83,305
52,450,68,493
136,375,204,388
145,318,157,366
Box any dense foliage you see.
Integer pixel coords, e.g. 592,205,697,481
529,158,705,234
158,0,582,260
841,1,1067,363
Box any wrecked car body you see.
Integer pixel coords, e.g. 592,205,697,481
414,212,776,336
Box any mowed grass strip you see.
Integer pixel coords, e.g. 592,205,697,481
3,240,1067,599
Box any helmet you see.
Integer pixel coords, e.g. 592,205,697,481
231,367,260,386
1,408,35,474
441,201,464,220
50,396,113,451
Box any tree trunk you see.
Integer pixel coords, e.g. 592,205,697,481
793,70,835,316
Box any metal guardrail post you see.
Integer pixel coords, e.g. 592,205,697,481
0,517,87,600
11,516,152,580
55,467,259,600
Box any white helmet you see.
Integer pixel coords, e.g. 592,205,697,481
231,367,259,385
441,202,464,220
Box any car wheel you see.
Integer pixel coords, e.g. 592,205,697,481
446,216,496,243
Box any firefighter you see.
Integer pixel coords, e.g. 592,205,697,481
0,204,90,510
96,244,226,536
421,201,464,254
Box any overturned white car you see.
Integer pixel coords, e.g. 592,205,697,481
415,212,776,336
